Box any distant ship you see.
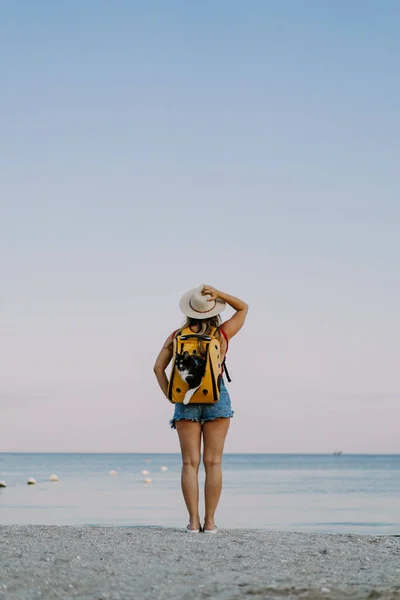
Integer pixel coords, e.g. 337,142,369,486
333,451,343,455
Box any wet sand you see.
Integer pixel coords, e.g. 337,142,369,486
0,526,399,599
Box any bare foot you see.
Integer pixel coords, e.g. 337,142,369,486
203,519,215,531
189,519,201,531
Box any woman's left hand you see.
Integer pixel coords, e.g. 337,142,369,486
202,285,220,301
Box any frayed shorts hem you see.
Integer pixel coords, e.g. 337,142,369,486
169,412,234,430
169,380,234,431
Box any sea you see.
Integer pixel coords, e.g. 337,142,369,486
0,453,399,534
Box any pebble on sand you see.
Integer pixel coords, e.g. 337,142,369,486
144,478,152,484
141,469,149,475
0,480,6,488
109,470,117,476
27,478,36,485
50,474,59,482
160,466,168,472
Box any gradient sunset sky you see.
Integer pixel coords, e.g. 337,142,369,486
1,1,399,453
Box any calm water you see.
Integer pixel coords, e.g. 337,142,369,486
1,453,399,534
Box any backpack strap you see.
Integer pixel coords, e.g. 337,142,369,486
223,361,232,383
219,327,232,383
220,327,229,350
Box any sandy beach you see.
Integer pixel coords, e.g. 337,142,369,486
0,526,399,600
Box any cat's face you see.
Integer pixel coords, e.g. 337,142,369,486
176,351,205,372
176,351,194,372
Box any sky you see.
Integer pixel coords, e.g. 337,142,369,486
1,0,399,453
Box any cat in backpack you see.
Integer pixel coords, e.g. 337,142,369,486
175,351,206,404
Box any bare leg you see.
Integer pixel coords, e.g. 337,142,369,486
175,420,202,529
202,418,230,530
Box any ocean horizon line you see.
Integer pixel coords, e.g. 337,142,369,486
1,451,399,456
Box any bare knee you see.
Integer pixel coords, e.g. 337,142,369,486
203,456,222,470
182,457,200,471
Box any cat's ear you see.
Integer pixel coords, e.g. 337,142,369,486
183,351,190,359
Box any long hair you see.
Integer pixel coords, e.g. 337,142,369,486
179,315,222,357
181,315,221,336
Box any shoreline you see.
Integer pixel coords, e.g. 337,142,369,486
24,522,400,536
1,526,400,599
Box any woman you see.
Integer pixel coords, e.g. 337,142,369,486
153,284,248,533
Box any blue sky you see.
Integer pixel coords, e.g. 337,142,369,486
1,1,399,452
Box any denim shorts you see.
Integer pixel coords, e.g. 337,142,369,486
169,379,234,429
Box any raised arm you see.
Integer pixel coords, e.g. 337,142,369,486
153,333,175,396
202,285,248,340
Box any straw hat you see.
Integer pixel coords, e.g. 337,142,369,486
179,285,226,319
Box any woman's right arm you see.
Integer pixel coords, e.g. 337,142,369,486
202,285,249,340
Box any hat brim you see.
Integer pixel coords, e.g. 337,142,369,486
179,288,226,319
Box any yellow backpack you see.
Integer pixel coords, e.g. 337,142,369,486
167,326,223,404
